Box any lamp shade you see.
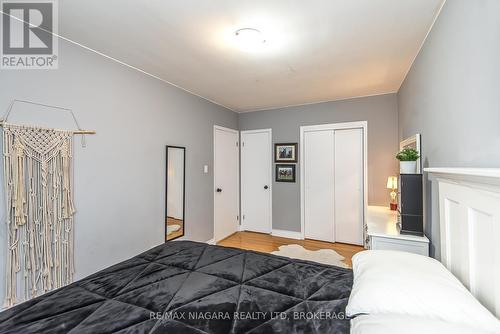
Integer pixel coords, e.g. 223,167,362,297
387,176,398,189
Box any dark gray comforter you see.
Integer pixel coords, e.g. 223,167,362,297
0,241,352,333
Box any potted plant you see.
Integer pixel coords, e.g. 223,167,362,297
396,148,420,174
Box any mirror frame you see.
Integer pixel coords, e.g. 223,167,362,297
400,134,422,173
165,145,186,242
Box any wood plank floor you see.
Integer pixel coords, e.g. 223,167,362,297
217,231,364,267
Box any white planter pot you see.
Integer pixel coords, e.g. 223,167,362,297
400,161,417,174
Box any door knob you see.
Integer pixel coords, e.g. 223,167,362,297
216,188,222,193
264,185,269,190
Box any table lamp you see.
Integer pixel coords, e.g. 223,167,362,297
387,176,398,210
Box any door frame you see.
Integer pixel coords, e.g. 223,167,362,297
240,128,273,234
299,121,368,242
213,125,240,243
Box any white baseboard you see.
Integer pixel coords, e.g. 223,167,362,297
205,238,216,245
271,229,303,240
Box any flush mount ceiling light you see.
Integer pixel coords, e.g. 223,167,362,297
234,28,266,51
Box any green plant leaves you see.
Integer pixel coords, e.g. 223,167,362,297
396,148,419,161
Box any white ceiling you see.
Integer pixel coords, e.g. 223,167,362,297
59,0,444,112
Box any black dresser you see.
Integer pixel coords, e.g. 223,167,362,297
398,174,423,236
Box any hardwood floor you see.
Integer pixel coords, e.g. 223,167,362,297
217,231,364,267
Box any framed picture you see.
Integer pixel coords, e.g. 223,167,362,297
275,143,298,162
275,164,296,183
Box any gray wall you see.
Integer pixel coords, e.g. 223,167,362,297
239,94,399,232
0,39,237,301
398,0,500,258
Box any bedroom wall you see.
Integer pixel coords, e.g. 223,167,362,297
0,39,237,301
239,93,399,232
398,0,500,258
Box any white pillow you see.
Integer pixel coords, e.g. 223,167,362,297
346,250,500,332
351,314,495,334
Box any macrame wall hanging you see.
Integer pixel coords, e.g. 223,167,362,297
0,99,95,307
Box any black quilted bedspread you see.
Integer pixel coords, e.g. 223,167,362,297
0,241,353,334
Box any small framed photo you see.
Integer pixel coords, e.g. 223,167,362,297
275,143,298,162
275,164,296,183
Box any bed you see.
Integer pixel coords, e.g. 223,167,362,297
5,168,498,333
0,241,353,334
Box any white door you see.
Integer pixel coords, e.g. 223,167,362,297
334,128,364,245
241,129,272,233
303,130,335,242
214,126,239,242
301,122,367,245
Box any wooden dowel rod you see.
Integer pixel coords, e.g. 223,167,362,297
0,120,96,134
73,130,96,135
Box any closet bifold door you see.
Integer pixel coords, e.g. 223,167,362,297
304,130,335,242
334,128,364,245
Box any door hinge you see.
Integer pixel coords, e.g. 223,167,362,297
237,215,239,221
242,215,245,220
236,141,239,147
242,142,245,147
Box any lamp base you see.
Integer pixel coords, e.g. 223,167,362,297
390,203,398,211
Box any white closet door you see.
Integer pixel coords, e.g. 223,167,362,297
241,130,272,233
214,126,239,242
334,128,364,245
304,130,335,242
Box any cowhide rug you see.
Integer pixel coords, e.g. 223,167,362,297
271,244,349,268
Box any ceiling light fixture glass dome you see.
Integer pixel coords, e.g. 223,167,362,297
234,28,266,50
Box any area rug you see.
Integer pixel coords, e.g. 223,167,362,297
271,244,349,268
166,224,181,235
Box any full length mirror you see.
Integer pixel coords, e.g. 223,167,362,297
166,146,185,241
